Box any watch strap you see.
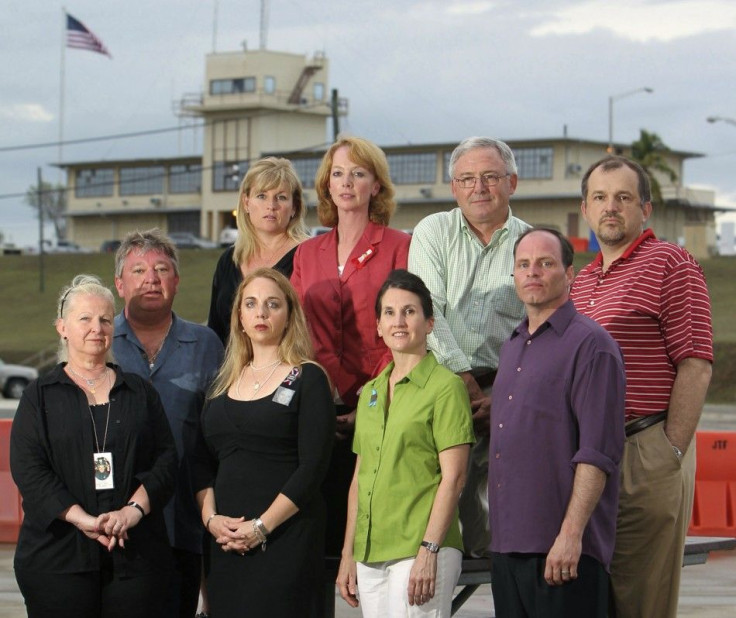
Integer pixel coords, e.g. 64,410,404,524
420,540,440,554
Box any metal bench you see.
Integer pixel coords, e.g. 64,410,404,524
325,536,736,617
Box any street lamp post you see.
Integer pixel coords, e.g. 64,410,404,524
707,116,736,128
608,87,654,153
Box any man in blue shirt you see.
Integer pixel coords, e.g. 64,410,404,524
113,229,223,618
489,228,625,617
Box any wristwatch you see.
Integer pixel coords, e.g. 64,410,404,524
420,540,440,554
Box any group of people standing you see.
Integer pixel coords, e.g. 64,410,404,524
9,133,712,618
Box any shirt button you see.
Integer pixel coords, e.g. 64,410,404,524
376,447,379,451
516,367,521,372
495,453,500,459
508,395,513,400
498,423,503,428
589,300,595,306
525,340,531,346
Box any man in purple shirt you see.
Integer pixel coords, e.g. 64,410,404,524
489,228,625,617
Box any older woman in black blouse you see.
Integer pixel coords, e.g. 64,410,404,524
10,275,177,618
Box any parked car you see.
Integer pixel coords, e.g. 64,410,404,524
45,240,92,254
311,226,331,237
169,232,217,250
218,227,238,247
100,240,122,253
0,358,38,399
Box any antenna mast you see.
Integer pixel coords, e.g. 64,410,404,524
259,0,269,49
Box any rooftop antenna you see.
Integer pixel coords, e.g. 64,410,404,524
260,0,269,49
212,0,219,52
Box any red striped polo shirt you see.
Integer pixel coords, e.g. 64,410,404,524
570,229,713,419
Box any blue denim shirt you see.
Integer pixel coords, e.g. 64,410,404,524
113,312,223,553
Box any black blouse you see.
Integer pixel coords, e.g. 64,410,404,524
10,363,177,575
207,244,298,345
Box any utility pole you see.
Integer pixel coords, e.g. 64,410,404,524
37,167,45,293
331,89,340,141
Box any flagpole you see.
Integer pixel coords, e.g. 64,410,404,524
59,7,66,186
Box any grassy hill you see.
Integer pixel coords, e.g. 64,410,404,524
1,250,734,402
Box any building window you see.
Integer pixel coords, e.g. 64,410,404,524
210,77,256,95
213,160,250,192
386,153,437,184
264,76,275,94
442,152,453,183
169,164,202,194
167,212,201,234
75,168,114,198
290,156,322,188
313,82,325,101
513,147,553,179
119,166,165,196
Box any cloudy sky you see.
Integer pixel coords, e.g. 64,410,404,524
1,0,735,246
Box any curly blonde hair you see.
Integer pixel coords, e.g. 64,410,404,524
209,268,317,398
232,157,310,267
314,136,396,227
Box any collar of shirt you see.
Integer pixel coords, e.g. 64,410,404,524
590,228,656,272
511,300,577,341
458,207,513,250
372,351,440,390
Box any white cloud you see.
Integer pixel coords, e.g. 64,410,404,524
530,0,736,42
445,1,497,16
0,103,53,122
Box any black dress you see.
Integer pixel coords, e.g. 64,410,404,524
207,244,298,345
196,364,335,617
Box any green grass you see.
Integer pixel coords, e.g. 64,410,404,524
1,250,735,402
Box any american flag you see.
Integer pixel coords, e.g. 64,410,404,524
66,13,112,58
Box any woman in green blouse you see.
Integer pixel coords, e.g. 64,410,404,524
337,269,474,617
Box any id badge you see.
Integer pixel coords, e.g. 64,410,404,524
93,452,114,490
272,386,295,406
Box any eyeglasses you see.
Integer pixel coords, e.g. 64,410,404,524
453,172,510,188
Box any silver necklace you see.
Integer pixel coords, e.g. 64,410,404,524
250,359,281,372
68,365,108,394
250,361,281,393
88,372,112,451
147,320,172,370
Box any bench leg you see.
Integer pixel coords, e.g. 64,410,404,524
451,584,480,615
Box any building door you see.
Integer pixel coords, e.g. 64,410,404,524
567,212,579,238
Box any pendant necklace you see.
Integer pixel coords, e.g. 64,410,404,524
89,371,115,490
250,359,282,392
147,319,172,370
68,365,108,394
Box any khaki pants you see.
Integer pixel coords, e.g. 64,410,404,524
610,421,696,618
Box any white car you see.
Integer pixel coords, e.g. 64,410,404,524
0,358,38,399
219,227,238,247
169,232,217,250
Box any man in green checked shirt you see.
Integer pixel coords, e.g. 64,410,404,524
408,136,530,557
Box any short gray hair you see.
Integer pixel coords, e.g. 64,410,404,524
448,137,518,178
56,274,115,362
114,228,179,278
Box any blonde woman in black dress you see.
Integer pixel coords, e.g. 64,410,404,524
195,268,335,617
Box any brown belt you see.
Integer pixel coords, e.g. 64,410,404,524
625,411,667,437
472,368,497,390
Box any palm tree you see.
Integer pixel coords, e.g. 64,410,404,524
630,129,678,206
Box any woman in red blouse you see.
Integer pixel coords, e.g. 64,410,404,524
291,136,411,555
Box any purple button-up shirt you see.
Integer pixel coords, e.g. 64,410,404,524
489,300,625,569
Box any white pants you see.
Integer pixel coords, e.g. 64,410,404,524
356,548,462,618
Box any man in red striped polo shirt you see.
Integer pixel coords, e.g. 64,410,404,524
570,156,713,618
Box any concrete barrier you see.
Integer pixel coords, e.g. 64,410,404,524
689,431,736,536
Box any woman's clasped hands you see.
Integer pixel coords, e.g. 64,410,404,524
208,515,263,555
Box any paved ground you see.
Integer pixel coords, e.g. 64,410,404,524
1,399,734,617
